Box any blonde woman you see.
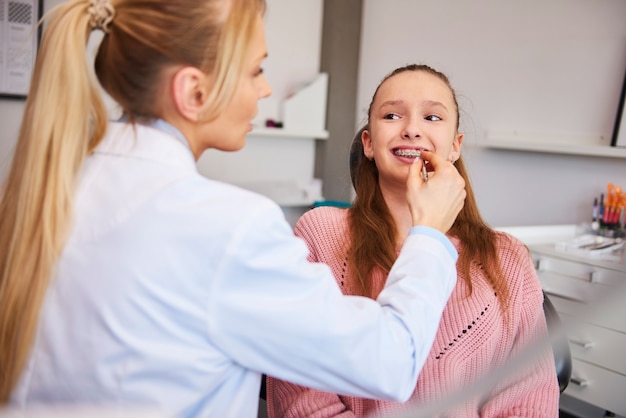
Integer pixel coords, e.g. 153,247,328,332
267,65,559,417
0,1,467,417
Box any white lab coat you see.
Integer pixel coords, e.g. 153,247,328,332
11,121,458,418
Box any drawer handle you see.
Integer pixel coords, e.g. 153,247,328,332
535,258,546,271
543,289,586,304
569,338,593,349
588,271,600,283
569,376,589,387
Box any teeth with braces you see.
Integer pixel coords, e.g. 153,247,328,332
394,149,422,158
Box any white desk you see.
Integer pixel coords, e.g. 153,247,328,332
498,225,626,417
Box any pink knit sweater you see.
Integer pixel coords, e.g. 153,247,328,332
267,206,559,418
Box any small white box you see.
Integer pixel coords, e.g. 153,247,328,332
282,73,328,133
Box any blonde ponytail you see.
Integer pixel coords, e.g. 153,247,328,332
0,0,108,401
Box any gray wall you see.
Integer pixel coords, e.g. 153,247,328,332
315,0,363,202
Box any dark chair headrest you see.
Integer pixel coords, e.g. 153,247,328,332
349,126,367,189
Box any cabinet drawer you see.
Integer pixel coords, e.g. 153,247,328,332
547,291,626,334
565,359,626,416
538,271,607,304
564,320,626,375
534,254,625,287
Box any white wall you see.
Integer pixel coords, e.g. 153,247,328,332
358,0,626,227
0,0,323,184
196,0,324,198
0,99,24,179
256,0,323,125
0,0,63,180
4,0,626,228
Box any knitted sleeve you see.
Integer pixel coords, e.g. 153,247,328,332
479,236,560,418
266,378,356,418
267,206,357,418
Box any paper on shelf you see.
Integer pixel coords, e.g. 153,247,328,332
554,234,624,259
282,73,328,133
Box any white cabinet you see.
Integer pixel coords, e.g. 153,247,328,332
530,244,626,416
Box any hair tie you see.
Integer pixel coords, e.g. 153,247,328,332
88,0,115,33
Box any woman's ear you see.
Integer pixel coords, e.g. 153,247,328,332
171,66,209,121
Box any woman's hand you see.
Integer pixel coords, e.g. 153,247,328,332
406,151,466,233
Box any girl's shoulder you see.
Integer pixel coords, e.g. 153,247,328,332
294,206,350,252
493,230,531,260
493,230,544,300
296,205,350,232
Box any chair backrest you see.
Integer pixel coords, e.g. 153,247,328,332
349,126,367,189
349,126,572,393
542,291,572,393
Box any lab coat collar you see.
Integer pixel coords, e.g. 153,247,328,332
96,120,197,172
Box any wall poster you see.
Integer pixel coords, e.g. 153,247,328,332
0,0,41,98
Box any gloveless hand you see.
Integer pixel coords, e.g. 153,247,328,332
406,151,466,233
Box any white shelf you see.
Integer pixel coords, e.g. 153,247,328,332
495,224,578,246
480,131,626,158
274,198,317,207
250,127,329,140
229,179,323,208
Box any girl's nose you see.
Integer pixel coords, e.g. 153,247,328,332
402,120,421,139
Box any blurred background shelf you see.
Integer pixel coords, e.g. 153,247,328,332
250,127,328,140
481,131,626,158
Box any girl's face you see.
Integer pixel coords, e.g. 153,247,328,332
363,70,463,189
202,13,272,152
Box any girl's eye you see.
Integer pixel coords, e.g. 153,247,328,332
425,115,441,121
255,67,264,76
383,113,399,120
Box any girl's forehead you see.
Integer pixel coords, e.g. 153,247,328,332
374,72,454,107
380,71,449,95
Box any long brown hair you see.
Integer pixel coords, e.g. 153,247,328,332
0,0,265,401
348,64,511,316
